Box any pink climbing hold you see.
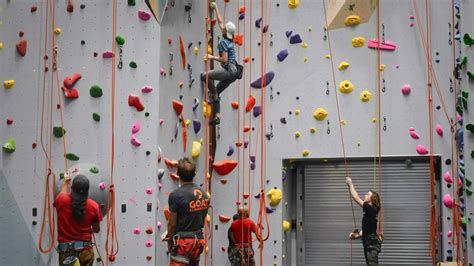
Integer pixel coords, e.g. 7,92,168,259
141,86,153,93
138,10,151,21
99,182,106,190
134,228,141,234
159,119,165,125
436,124,443,137
131,134,142,146
447,230,452,237
416,144,429,155
102,50,115,58
132,121,141,134
157,222,162,229
128,94,145,111
158,183,163,190
368,38,397,51
401,84,411,95
146,188,153,195
409,128,420,139
213,160,238,176
443,194,454,208
443,172,453,183
145,241,153,247
160,68,166,76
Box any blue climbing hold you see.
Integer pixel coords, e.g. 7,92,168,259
249,155,256,163
255,18,262,28
227,146,234,156
285,30,293,38
250,71,275,88
193,119,201,134
289,34,302,44
277,49,289,62
280,117,287,124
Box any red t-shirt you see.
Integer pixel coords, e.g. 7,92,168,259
230,218,258,244
53,192,102,243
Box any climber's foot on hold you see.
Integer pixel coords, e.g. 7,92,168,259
209,113,220,125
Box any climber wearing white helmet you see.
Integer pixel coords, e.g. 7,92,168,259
201,1,242,125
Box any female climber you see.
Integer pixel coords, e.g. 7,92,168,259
346,177,382,266
201,1,240,125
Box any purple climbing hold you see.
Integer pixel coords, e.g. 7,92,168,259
239,13,245,20
277,49,289,62
249,155,256,163
184,3,192,11
254,193,260,199
192,97,199,111
285,30,293,38
244,141,249,149
193,119,201,134
174,121,179,139
227,146,234,156
158,168,165,179
255,18,262,28
263,25,269,33
250,162,256,170
250,71,275,88
289,34,302,44
253,106,261,117
280,117,287,124
138,10,151,21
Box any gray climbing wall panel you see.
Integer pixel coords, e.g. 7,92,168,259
0,0,473,265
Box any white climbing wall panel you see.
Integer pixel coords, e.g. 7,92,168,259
0,0,473,265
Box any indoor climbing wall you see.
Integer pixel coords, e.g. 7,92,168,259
0,0,473,266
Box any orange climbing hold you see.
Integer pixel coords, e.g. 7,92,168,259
234,34,244,46
164,158,178,169
235,141,243,147
16,40,27,57
164,207,170,221
212,160,238,175
169,172,180,181
243,127,250,132
179,35,186,70
243,57,250,63
231,101,239,109
239,6,246,13
219,215,231,222
245,95,256,112
172,100,184,116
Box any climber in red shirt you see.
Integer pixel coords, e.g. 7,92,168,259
228,207,261,266
54,174,102,266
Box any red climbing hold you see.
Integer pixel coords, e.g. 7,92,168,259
30,5,38,12
67,0,74,13
19,31,25,37
212,160,238,176
245,95,256,112
243,193,250,199
243,127,250,133
128,94,145,112
172,100,184,116
63,73,82,88
231,101,239,109
220,179,228,184
235,141,243,147
145,226,153,234
32,142,37,149
6,118,13,125
16,40,27,57
146,256,152,261
167,36,172,45
179,35,186,70
219,215,231,222
170,172,180,181
165,158,178,169
62,86,79,99
243,57,250,63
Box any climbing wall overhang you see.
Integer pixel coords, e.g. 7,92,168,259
145,0,169,24
326,0,378,30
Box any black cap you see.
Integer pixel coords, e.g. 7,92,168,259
71,174,90,202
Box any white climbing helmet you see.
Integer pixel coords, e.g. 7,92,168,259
225,21,236,39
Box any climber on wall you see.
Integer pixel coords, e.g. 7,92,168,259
228,207,261,266
201,1,242,125
162,157,210,266
346,177,382,266
54,174,102,266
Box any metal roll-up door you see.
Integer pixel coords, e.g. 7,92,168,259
300,157,438,265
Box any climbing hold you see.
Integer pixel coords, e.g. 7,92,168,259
463,33,474,46
401,84,411,95
379,64,386,71
92,113,101,122
138,10,151,21
130,134,142,147
31,5,38,12
134,228,141,234
212,160,238,176
145,241,153,248
99,182,106,190
145,226,153,234
285,30,293,38
243,57,250,63
253,106,261,117
65,153,80,161
294,109,301,116
6,118,13,125
313,108,328,121
192,98,200,111
63,73,82,88
338,80,354,93
301,42,308,48
2,137,16,153
80,4,86,9
90,166,99,174
179,35,186,70
277,49,289,62
289,34,302,44
16,40,27,56
302,149,310,157
128,94,145,112
115,35,125,45
283,220,291,232
250,71,275,88
294,131,301,138
220,179,228,185
141,86,153,93
444,171,453,183
102,50,114,58
324,54,331,59
344,15,361,26
219,215,231,223
4,80,15,89
165,159,178,169
89,85,103,98
146,188,153,195
172,100,184,116
193,47,199,55
443,194,454,208
310,127,316,133
132,121,141,134
467,124,474,134
416,144,429,155
360,90,372,102
157,221,162,229
352,37,365,47
54,27,61,35
266,206,274,214
288,0,299,8
436,124,443,137
129,61,138,68
231,101,239,109
447,230,453,237
227,146,234,156
170,172,180,182
0,42,3,49
53,126,66,138
368,39,397,51
190,120,201,135
280,118,287,124
245,95,256,112
191,141,201,158
338,62,350,71
409,127,420,139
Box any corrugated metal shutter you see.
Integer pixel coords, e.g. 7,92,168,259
301,158,436,265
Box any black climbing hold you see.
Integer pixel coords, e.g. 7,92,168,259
80,4,86,9
446,159,451,165
289,111,292,115
81,40,85,45
146,150,151,156
436,105,440,110
277,91,280,95
129,61,138,68
145,112,150,117
128,0,136,6
296,96,299,100
32,221,37,226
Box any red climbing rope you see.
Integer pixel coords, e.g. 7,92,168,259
204,1,211,265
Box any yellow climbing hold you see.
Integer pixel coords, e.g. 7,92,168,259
294,131,301,138
308,27,312,32
207,45,213,54
0,42,3,49
325,54,331,59
313,108,328,121
303,57,308,62
203,102,212,118
338,61,350,71
294,109,301,116
267,188,283,206
301,42,308,48
54,27,61,35
283,220,291,232
352,37,365,47
288,0,299,9
191,141,202,159
205,246,209,254
4,80,15,89
194,47,199,55
344,15,361,26
379,64,386,71
185,119,191,126
339,80,354,93
372,118,377,123
340,120,347,125
309,127,316,134
360,90,372,102
302,149,310,157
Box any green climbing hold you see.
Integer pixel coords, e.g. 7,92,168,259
460,216,468,229
471,234,474,241
459,56,467,68
65,153,80,161
60,172,65,180
129,61,138,68
471,150,474,159
128,0,136,6
463,33,474,46
53,126,66,138
90,166,99,174
93,112,101,122
146,150,151,156
467,72,474,81
145,112,150,117
456,105,463,115
81,40,85,45
80,4,86,9
90,85,103,98
467,124,474,133
2,137,16,153
116,35,125,46
467,188,473,196
460,165,465,174
466,178,472,187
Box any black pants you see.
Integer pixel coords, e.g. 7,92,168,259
201,63,237,114
364,247,379,266
362,234,381,266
